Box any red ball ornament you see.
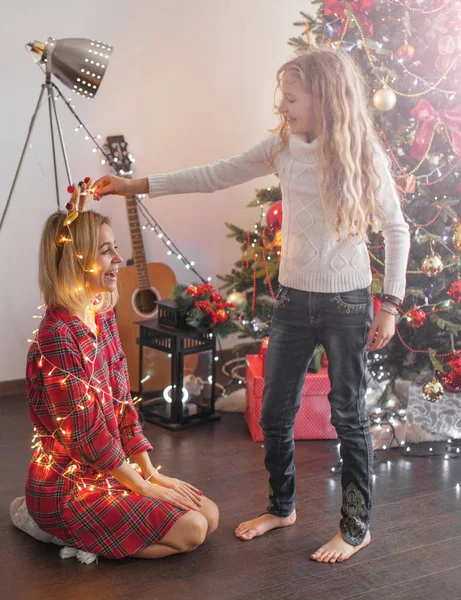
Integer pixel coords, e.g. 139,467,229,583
406,306,427,328
438,353,461,393
396,44,415,62
372,296,382,315
266,201,283,231
448,280,461,303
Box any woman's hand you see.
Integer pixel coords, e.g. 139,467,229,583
367,309,396,351
140,473,202,511
91,175,148,200
147,472,203,510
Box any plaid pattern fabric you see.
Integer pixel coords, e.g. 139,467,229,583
25,306,184,558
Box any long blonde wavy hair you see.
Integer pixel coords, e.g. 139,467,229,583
272,47,391,241
39,210,118,314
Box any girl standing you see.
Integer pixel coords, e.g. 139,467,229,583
93,47,410,563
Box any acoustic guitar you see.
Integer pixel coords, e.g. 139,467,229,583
104,135,176,394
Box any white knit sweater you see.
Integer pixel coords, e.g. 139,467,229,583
148,134,410,299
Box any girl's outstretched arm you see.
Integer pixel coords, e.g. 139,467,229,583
93,137,278,200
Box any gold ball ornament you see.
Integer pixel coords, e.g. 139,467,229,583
370,276,383,296
373,88,397,112
422,378,444,403
421,253,444,277
272,230,282,253
226,291,247,314
453,222,461,252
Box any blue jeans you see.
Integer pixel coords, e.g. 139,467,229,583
260,285,374,546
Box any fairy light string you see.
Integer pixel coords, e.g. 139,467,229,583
345,9,460,97
49,79,212,283
27,187,163,496
389,0,454,14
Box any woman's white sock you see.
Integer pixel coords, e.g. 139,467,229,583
9,497,64,546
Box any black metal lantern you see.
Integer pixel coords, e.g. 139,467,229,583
137,305,220,430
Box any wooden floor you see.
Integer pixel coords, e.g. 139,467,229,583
2,396,461,600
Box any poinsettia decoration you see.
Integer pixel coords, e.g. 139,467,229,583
172,283,239,337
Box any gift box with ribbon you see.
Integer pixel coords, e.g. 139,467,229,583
245,354,337,442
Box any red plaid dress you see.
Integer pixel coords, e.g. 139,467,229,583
25,305,184,559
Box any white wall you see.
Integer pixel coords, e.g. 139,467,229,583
0,0,312,382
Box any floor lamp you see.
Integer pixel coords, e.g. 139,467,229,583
1,37,113,233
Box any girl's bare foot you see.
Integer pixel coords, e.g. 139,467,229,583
310,530,371,563
235,509,296,541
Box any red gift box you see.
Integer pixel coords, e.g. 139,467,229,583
245,354,337,442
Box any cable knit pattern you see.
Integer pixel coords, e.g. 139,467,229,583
148,134,410,299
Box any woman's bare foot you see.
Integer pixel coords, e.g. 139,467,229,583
235,509,296,541
310,530,371,563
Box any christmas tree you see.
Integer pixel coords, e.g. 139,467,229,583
218,0,461,400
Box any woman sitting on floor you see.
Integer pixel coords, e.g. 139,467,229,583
10,180,219,561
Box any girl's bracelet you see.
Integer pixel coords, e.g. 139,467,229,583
380,303,399,316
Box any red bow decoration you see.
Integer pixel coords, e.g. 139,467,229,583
410,99,461,159
324,0,375,38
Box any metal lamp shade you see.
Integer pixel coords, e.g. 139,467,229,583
33,37,113,98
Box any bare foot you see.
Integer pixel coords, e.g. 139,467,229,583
310,530,371,563
235,510,296,541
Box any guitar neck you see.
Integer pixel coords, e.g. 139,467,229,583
125,195,151,290
105,134,152,292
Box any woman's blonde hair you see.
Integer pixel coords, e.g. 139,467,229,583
39,210,118,314
272,47,391,240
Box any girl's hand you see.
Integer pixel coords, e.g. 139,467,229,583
367,309,396,351
148,472,203,510
91,175,148,200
